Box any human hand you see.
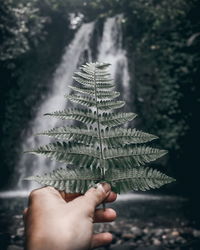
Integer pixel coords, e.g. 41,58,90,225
23,183,117,250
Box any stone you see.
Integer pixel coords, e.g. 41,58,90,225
143,228,149,234
122,233,135,241
152,238,161,246
155,229,164,237
16,228,24,237
130,226,143,236
193,230,200,238
171,231,180,237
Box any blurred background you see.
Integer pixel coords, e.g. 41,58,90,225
0,0,200,249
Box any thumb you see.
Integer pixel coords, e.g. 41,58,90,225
83,183,111,209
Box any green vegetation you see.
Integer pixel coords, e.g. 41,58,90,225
25,62,174,193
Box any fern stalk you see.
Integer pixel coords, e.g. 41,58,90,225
94,64,106,210
94,65,105,178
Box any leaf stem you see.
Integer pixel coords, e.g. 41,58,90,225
94,63,106,210
94,63,105,178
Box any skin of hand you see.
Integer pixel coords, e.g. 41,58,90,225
23,183,117,250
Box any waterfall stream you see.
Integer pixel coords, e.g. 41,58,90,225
17,15,131,191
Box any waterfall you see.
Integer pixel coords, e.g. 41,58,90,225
16,15,131,191
17,22,94,189
98,15,130,105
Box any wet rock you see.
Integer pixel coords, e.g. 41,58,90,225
171,230,180,237
13,215,23,220
152,238,161,246
175,236,187,244
143,228,149,234
154,228,164,237
193,229,200,238
122,233,135,241
16,228,24,237
130,226,143,236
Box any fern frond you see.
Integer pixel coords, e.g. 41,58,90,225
38,127,157,147
45,108,97,125
104,146,167,167
25,166,175,194
45,109,136,127
26,61,175,194
106,166,175,193
102,128,158,146
27,142,101,168
25,168,102,193
37,126,98,146
69,86,120,100
65,94,125,111
100,112,137,127
73,76,114,89
74,71,113,82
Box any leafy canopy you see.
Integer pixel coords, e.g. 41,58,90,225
25,62,175,193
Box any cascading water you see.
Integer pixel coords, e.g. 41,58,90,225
98,15,130,104
16,15,131,191
17,21,94,189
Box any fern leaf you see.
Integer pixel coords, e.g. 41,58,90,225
27,142,101,168
102,128,158,146
69,85,120,100
25,166,175,194
74,71,113,82
106,167,175,193
97,100,125,111
100,112,137,127
45,108,97,125
37,126,98,146
65,95,96,108
104,146,167,167
73,76,114,89
66,94,125,111
25,168,102,193
37,127,157,147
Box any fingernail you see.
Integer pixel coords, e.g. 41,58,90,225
97,183,110,193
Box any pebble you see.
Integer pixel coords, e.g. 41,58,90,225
193,229,200,238
154,229,163,237
171,231,180,237
130,226,142,236
152,238,161,246
16,228,24,237
122,233,135,240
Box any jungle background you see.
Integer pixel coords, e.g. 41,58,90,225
0,0,200,249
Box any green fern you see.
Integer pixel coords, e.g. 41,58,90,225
25,62,175,193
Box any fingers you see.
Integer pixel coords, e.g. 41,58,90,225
93,208,117,223
104,191,117,203
63,191,116,203
84,183,111,209
91,233,112,249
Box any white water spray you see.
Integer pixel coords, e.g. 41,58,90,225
17,22,94,189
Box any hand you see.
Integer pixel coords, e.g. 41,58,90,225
23,183,117,250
